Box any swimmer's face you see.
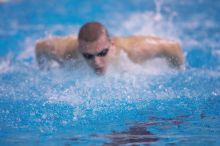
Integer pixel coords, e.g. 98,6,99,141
79,34,113,74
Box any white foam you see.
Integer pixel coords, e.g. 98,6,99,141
115,11,179,39
17,37,36,62
7,1,182,108
108,50,171,76
0,54,12,74
2,0,218,115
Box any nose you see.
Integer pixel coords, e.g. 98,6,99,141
94,56,102,66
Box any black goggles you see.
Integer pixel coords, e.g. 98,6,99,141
82,48,109,60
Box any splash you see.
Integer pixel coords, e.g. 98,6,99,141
154,0,163,21
0,55,12,73
1,1,220,146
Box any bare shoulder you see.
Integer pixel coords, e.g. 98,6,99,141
35,35,79,59
35,35,80,69
112,35,164,49
35,35,78,53
112,35,184,67
111,35,164,58
112,35,181,52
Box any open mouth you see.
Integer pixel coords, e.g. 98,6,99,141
95,67,105,74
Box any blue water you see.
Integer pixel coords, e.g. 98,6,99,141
0,0,220,145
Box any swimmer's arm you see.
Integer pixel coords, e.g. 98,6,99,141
117,36,184,68
156,40,184,68
35,36,78,70
35,39,62,70
140,37,184,68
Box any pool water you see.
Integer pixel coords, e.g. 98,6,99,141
0,0,220,145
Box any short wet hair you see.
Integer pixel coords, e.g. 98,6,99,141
78,22,109,42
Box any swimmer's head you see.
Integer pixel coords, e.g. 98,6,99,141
78,22,114,74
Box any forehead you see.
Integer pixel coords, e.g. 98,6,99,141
79,35,110,53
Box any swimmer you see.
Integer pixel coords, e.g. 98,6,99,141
35,21,184,74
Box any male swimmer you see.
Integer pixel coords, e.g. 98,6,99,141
35,21,184,74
